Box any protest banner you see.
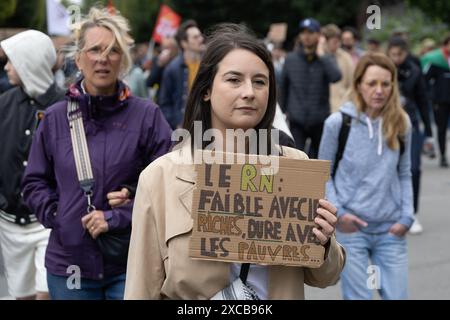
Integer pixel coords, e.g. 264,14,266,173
151,4,181,44
189,151,330,268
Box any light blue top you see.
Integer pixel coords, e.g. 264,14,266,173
319,101,414,234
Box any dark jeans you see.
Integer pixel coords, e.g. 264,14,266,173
433,103,450,159
290,122,324,159
47,272,126,300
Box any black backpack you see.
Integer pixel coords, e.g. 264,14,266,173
332,112,405,178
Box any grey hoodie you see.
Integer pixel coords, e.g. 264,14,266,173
318,101,414,233
1,30,56,98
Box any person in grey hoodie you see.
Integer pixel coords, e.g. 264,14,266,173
0,30,65,299
319,53,414,300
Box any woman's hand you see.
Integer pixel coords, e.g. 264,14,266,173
81,210,109,239
337,213,368,233
389,223,408,237
107,188,131,208
313,199,338,245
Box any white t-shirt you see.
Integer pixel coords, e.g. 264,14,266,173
230,263,268,300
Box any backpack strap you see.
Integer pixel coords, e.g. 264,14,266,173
332,112,405,176
332,112,352,179
399,137,405,157
397,136,405,171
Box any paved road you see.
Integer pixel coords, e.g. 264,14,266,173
1,142,449,300
306,150,450,300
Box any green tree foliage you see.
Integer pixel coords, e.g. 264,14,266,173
0,0,17,25
169,0,410,47
1,0,447,47
118,0,162,43
79,0,366,46
407,0,450,27
364,6,448,53
81,0,107,11
0,0,46,30
171,0,363,46
81,0,162,43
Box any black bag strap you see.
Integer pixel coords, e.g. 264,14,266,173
332,112,352,179
397,136,405,171
239,263,250,284
67,99,96,213
399,137,405,157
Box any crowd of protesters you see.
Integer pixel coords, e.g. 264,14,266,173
0,5,449,301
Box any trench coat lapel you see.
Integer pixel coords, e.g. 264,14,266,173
176,164,197,216
174,142,198,217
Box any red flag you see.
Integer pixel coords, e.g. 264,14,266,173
151,5,181,44
107,0,116,15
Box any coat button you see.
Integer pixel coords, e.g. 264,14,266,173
30,100,35,105
98,273,104,279
23,161,28,167
25,129,31,136
20,218,26,224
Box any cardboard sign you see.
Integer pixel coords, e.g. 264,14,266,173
189,152,330,268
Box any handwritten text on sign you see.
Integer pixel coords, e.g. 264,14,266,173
189,153,330,268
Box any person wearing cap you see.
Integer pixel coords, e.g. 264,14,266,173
279,18,341,159
0,30,65,300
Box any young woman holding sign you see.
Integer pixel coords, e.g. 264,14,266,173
124,24,345,300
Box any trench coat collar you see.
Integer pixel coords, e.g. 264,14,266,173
170,141,197,217
173,141,197,184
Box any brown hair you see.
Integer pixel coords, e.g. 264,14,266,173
351,52,409,150
443,34,450,46
321,24,341,40
175,19,199,48
182,23,276,152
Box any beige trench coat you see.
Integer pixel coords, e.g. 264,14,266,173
124,143,345,299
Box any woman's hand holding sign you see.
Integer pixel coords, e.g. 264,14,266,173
313,199,338,246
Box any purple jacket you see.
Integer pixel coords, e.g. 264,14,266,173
22,81,172,280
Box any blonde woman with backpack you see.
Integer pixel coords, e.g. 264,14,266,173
319,53,414,300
